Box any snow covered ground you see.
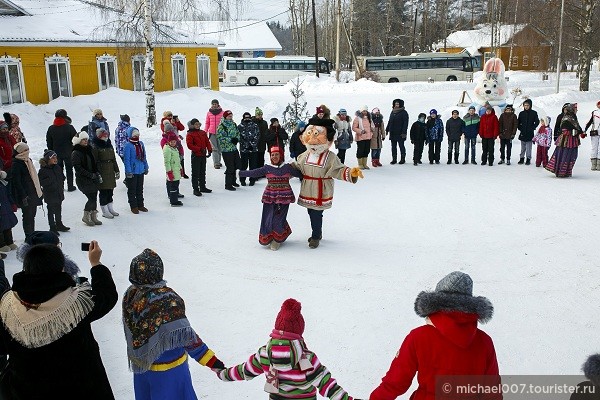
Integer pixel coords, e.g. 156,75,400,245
2,70,600,399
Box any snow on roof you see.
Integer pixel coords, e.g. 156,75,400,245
159,20,282,52
434,24,527,51
0,0,221,46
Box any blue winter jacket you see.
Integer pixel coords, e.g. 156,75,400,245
426,116,444,142
123,127,149,175
114,121,130,159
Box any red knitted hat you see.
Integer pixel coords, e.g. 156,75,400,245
274,298,305,335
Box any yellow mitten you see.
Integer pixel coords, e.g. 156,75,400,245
350,167,364,179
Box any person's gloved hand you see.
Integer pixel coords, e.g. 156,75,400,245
11,204,17,212
144,169,149,175
211,359,225,371
580,132,587,139
231,137,239,145
350,167,364,179
167,171,175,181
126,173,133,179
115,172,120,180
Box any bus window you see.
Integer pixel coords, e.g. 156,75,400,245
448,59,463,69
306,62,316,71
259,62,273,70
416,60,432,69
463,58,473,72
384,60,401,70
432,59,447,68
245,62,259,70
400,61,416,70
366,60,384,71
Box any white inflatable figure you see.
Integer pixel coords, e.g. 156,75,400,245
472,58,508,113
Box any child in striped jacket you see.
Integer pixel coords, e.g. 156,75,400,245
217,299,360,400
533,116,552,168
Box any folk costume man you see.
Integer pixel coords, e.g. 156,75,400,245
292,117,363,249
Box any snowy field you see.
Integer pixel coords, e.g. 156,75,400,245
3,69,600,399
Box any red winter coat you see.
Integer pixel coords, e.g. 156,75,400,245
370,311,501,400
0,132,16,170
186,128,212,157
479,111,500,139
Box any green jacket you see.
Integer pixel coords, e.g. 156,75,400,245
217,119,240,153
163,144,181,180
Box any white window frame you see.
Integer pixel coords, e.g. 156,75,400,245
196,55,211,88
512,56,519,67
45,55,73,100
96,54,119,91
0,56,26,105
132,55,145,91
522,55,529,67
171,54,187,90
532,56,540,68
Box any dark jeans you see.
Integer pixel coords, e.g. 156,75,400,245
58,155,74,188
240,152,259,184
390,137,406,161
257,151,266,168
126,174,145,207
448,140,460,161
83,191,98,211
482,138,495,164
356,140,370,158
21,205,37,237
500,139,513,160
98,189,114,206
222,151,241,188
307,208,323,240
0,229,14,247
191,155,207,190
371,148,382,159
413,140,425,162
428,141,441,162
47,202,62,228
464,137,477,161
337,149,347,163
166,180,180,204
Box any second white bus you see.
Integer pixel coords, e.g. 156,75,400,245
222,56,330,86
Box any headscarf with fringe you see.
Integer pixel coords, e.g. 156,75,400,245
0,271,93,348
122,249,196,373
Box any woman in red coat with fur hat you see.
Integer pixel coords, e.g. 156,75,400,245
370,271,501,400
479,107,500,166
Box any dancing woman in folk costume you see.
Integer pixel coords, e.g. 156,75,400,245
546,103,586,178
239,146,302,250
292,117,363,249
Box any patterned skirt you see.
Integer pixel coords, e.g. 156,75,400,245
259,203,292,245
545,133,579,177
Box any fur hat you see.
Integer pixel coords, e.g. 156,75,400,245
393,99,404,108
255,107,263,116
188,118,200,129
583,354,600,387
16,231,80,277
163,121,176,133
120,114,130,122
14,142,28,154
72,131,89,146
274,298,305,335
55,109,68,118
92,109,103,116
223,110,233,119
96,128,109,139
414,271,494,323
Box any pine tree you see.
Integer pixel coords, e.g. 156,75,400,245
282,77,311,134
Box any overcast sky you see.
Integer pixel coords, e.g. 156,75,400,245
238,0,290,25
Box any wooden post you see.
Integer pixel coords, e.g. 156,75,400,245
312,0,319,78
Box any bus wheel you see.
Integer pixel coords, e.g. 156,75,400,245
446,76,457,81
388,78,399,83
247,77,259,86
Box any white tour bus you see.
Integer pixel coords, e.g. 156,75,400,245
222,56,330,86
357,53,475,83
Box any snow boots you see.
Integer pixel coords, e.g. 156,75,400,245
592,158,598,171
90,210,102,225
107,203,119,216
101,205,113,219
270,241,281,251
82,211,95,227
518,157,525,164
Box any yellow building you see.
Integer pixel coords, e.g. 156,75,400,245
0,0,223,105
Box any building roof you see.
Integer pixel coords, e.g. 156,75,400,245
0,0,222,46
159,20,282,52
434,24,528,53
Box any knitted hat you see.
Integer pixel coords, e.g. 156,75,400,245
130,129,140,138
129,249,164,286
338,108,347,114
223,110,233,119
393,99,404,108
120,114,130,122
360,105,368,112
166,132,178,142
296,121,306,130
211,99,219,105
43,149,57,161
255,107,263,116
452,110,459,115
270,117,279,124
316,106,324,114
163,110,173,118
187,118,200,129
96,128,109,139
270,146,281,154
468,105,476,110
429,109,438,115
93,108,103,116
14,142,28,154
163,121,176,133
274,298,305,335
72,131,89,146
55,109,68,118
243,112,252,119
414,271,494,323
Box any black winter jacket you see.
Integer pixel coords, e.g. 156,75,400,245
38,159,65,204
10,159,43,208
410,121,427,142
517,109,540,141
445,117,466,142
266,127,288,152
289,129,307,159
386,108,409,138
252,117,269,152
46,119,77,159
71,144,98,194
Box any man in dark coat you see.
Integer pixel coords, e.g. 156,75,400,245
252,107,269,169
0,241,117,400
445,110,465,164
386,99,409,164
266,118,288,155
46,109,78,191
517,99,539,165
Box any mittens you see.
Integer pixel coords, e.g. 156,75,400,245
167,171,175,181
350,167,364,179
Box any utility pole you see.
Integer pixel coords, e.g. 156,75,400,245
143,0,156,127
412,5,417,53
490,0,495,55
348,0,354,69
335,0,341,81
555,0,565,93
508,0,518,70
311,0,319,77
